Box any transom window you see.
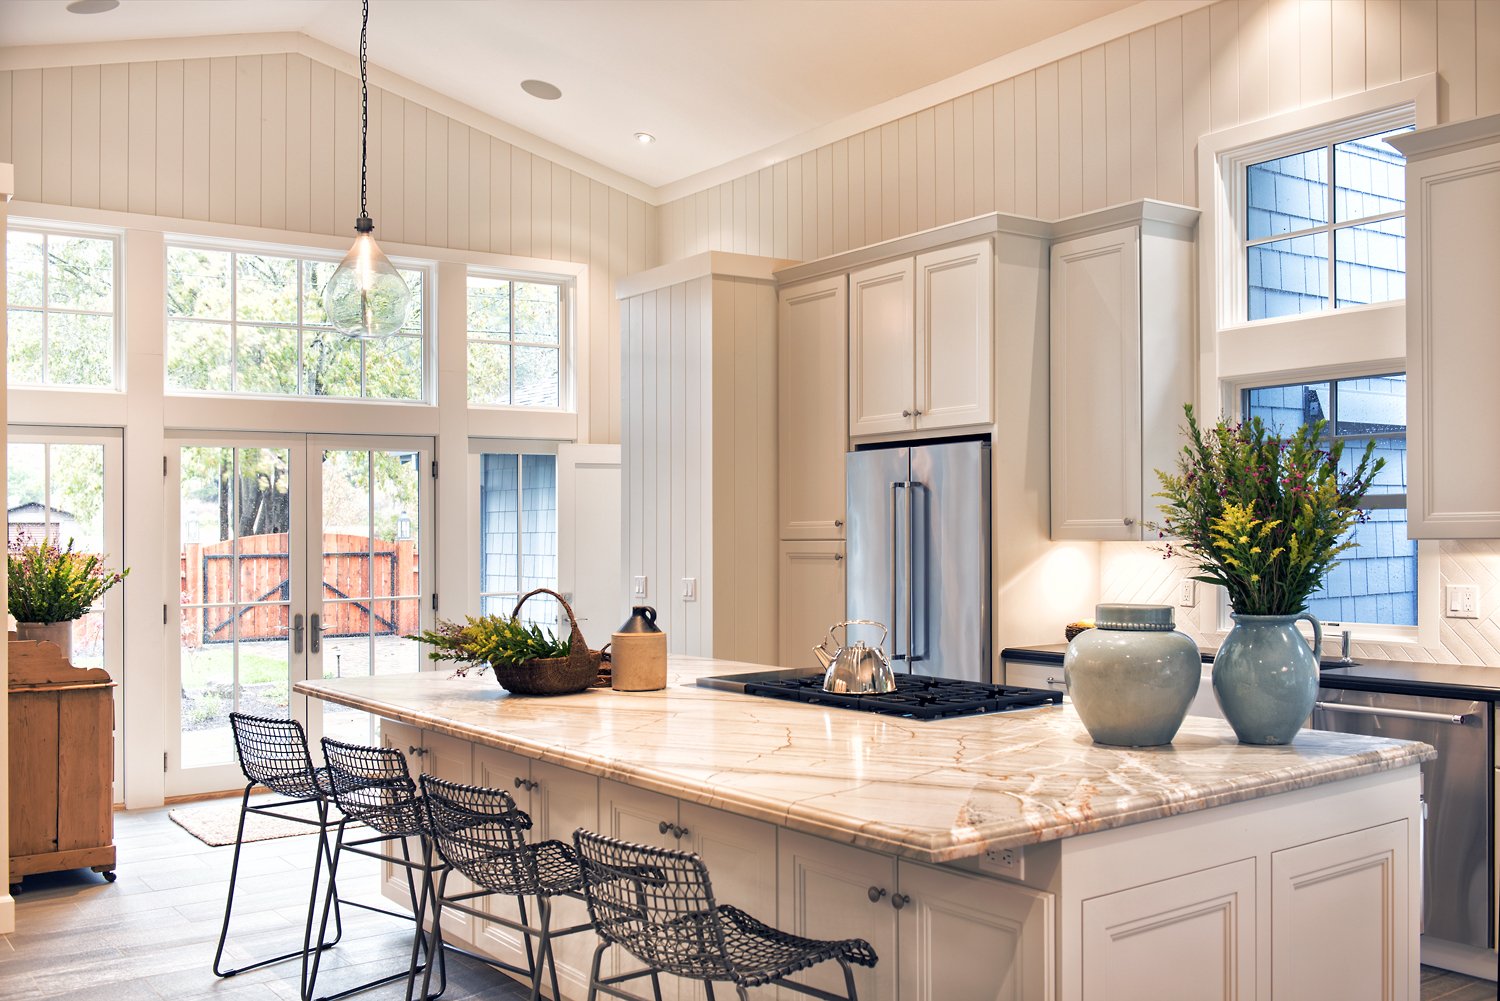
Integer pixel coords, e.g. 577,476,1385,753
1243,374,1413,626
1246,126,1412,321
6,226,120,389
165,242,426,401
467,274,565,407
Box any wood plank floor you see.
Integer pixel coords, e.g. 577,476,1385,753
1,798,1495,1000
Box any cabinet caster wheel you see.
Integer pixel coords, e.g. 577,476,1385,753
101,870,117,883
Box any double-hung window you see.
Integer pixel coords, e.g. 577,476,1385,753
6,225,120,389
165,242,428,401
467,273,567,408
1243,375,1414,628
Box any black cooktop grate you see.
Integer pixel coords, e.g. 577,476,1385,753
741,674,1063,720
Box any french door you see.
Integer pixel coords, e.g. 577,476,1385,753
166,432,433,797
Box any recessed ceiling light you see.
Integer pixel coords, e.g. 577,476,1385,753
634,132,656,145
66,0,119,12
520,79,562,101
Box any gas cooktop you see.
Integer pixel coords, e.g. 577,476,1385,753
697,670,1063,721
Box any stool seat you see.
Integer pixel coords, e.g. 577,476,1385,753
711,906,877,988
256,765,336,801
338,796,428,839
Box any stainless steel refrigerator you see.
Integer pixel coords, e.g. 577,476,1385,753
845,440,990,683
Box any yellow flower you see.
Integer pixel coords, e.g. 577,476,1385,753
1250,547,1261,554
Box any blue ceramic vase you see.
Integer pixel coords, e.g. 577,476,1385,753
1212,612,1323,745
1064,604,1201,747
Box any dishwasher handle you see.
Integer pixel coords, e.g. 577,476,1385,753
1313,701,1478,726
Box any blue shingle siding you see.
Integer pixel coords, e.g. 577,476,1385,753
479,452,559,629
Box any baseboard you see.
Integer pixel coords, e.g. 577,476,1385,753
1422,935,1498,981
0,892,14,934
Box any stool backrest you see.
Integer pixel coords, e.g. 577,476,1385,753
319,738,417,823
229,712,316,793
420,775,542,894
573,829,730,981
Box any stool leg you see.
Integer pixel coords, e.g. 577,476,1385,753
734,989,750,1001
528,896,560,1001
415,866,450,1001
586,940,608,1001
704,982,718,1000
212,785,255,977
518,894,539,984
838,957,859,1001
315,800,345,948
404,839,438,1001
303,818,348,1001
649,971,664,1001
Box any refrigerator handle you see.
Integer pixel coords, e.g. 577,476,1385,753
907,480,919,663
891,481,906,662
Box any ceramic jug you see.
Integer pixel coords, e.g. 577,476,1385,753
611,606,667,691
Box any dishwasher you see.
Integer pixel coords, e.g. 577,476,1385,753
1310,689,1493,951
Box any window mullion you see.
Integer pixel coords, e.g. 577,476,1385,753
228,253,239,392
39,234,50,383
1326,142,1337,310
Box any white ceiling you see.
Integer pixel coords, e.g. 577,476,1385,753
1,0,1139,192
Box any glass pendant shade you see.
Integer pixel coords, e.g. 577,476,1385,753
324,222,411,339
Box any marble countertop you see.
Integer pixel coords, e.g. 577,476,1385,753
296,656,1434,863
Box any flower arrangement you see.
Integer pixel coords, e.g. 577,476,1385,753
8,537,129,624
408,614,571,678
1154,404,1384,616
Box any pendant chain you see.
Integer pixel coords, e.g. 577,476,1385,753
359,0,369,220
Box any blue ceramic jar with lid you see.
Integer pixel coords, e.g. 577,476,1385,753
1064,603,1201,747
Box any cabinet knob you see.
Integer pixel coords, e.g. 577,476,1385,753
658,820,688,839
834,520,844,528
867,886,888,903
1123,517,1136,527
901,410,912,418
913,410,923,417
834,553,844,562
514,777,538,792
407,745,426,758
659,820,671,835
890,893,911,910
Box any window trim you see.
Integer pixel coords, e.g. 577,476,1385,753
465,266,575,413
162,234,434,405
6,219,125,392
1223,370,1439,649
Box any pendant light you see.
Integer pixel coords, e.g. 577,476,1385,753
324,0,410,340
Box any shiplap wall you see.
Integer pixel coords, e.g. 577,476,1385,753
620,275,777,664
0,51,658,443
657,0,1500,261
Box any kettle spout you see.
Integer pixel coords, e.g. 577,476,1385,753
812,641,834,671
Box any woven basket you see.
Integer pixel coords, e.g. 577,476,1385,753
490,588,603,696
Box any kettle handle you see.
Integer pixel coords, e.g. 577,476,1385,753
827,619,889,648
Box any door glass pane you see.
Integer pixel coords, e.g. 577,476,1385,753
178,445,293,770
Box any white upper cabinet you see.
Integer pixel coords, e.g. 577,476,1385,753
779,276,849,540
849,240,994,438
1049,209,1195,541
1391,116,1500,538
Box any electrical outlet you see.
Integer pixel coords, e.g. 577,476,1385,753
632,575,648,599
1178,578,1198,607
1446,584,1480,619
681,577,697,601
982,846,1025,880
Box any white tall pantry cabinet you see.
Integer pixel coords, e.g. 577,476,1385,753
1048,203,1199,541
1390,115,1500,538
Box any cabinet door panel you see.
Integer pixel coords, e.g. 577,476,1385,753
896,861,1054,1001
421,731,474,947
377,720,424,910
850,258,916,437
534,760,602,1001
1050,227,1142,541
468,746,538,972
1081,857,1255,1001
679,803,778,1001
915,240,993,430
778,541,845,669
778,829,898,1000
780,276,848,539
599,779,683,1000
1271,821,1411,1000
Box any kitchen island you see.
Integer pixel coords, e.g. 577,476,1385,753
298,656,1433,1001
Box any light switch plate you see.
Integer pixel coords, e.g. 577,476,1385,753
632,575,648,599
681,577,697,601
1445,584,1479,619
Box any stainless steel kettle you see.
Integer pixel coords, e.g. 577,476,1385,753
813,620,896,695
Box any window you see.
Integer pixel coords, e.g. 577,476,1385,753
6,227,119,389
165,243,426,401
1246,127,1411,320
478,452,558,628
1243,374,1413,626
467,274,565,407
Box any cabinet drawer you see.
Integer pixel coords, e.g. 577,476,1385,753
1004,660,1067,694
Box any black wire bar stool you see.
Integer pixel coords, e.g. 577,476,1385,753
309,738,448,1001
213,713,347,985
573,829,877,1001
417,775,595,1001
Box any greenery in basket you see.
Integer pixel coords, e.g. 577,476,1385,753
8,537,129,624
1153,404,1384,616
408,614,571,677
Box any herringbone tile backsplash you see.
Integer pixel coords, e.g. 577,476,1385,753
1098,540,1500,668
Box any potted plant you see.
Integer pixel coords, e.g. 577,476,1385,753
409,588,603,695
8,537,129,663
1154,405,1383,745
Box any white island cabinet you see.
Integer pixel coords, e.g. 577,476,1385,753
299,656,1429,1001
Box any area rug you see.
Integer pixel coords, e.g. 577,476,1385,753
169,798,330,847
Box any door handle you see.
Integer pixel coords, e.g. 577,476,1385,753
292,612,305,655
1045,676,1067,690
906,479,918,664
309,613,322,654
1313,701,1477,725
890,482,907,661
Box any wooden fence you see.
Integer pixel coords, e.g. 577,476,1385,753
179,533,420,646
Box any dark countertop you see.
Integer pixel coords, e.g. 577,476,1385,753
1001,644,1500,703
